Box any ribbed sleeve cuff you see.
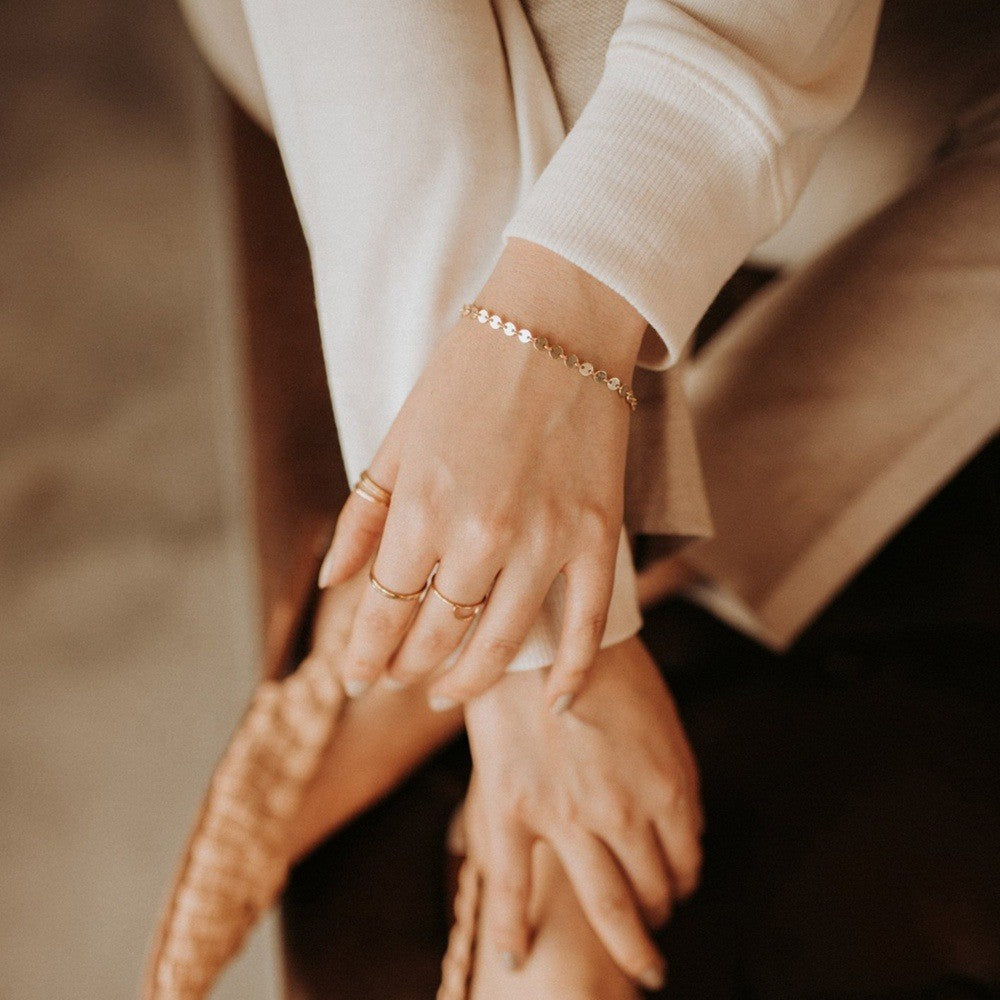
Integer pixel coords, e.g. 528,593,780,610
502,43,780,369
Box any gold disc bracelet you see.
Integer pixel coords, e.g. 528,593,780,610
460,302,638,411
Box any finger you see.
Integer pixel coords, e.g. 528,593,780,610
310,568,365,656
317,488,390,590
316,451,398,589
339,504,437,697
653,783,704,900
426,561,556,708
550,829,666,990
666,709,705,835
674,740,705,838
481,818,534,971
386,560,496,688
598,815,674,928
545,554,615,715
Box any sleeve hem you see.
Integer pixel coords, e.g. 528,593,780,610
502,47,786,365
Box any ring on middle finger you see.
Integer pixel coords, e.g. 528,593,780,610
429,581,487,621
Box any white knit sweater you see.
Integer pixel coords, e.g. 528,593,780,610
507,0,882,366
222,0,881,671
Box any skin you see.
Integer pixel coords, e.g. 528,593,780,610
284,569,704,992
298,235,705,986
283,569,465,862
465,639,703,990
465,821,641,1000
316,236,649,712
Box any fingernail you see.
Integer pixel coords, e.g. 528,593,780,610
550,693,574,716
500,950,520,972
317,548,336,589
381,675,407,692
343,678,370,699
639,964,665,990
428,695,457,712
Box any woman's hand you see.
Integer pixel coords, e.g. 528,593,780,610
463,637,704,989
317,238,648,711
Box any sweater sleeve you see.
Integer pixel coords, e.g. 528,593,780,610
502,0,883,369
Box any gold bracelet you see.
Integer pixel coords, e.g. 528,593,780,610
459,302,638,411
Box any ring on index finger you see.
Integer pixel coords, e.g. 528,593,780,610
353,469,392,508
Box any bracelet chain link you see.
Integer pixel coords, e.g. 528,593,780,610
459,302,638,411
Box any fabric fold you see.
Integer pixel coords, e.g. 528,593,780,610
238,0,715,669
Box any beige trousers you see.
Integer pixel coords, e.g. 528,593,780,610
679,87,1000,650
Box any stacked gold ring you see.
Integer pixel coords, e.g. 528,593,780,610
430,581,487,621
353,469,392,508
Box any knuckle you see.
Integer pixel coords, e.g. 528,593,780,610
603,794,634,836
458,512,513,555
480,633,523,665
359,604,399,635
396,498,434,540
576,501,619,545
412,625,454,658
463,508,516,548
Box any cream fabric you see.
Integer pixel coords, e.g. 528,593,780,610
187,0,878,671
502,0,883,367
682,83,1000,649
179,0,999,658
231,0,655,672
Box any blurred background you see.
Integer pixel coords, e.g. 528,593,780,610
0,0,277,995
2,2,999,1000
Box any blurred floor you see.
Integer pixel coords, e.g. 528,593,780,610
0,1,277,997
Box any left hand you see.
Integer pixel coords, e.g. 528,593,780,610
317,237,648,711
463,637,704,987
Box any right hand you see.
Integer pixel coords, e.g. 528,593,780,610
314,238,649,712
463,637,704,989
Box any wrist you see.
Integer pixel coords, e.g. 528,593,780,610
465,666,548,726
477,237,648,375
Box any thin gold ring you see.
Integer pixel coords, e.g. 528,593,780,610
430,581,487,621
354,481,390,507
369,566,425,602
353,469,392,507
